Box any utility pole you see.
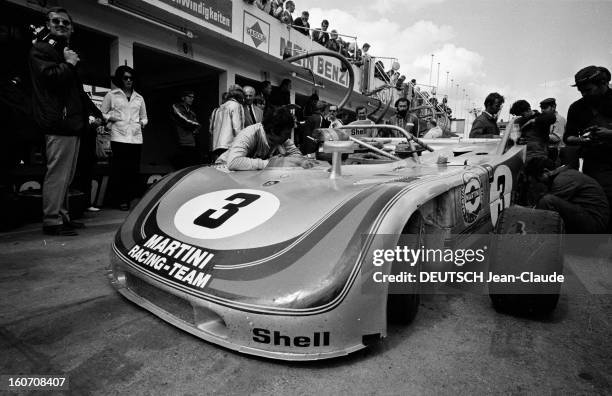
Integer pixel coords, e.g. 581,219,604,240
436,62,440,94
429,54,434,86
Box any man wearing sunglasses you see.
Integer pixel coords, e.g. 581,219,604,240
29,7,90,236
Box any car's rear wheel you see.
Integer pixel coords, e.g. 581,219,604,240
488,205,564,316
387,215,421,324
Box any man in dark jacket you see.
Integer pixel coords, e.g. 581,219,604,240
29,7,90,236
563,65,612,230
524,157,609,233
171,90,201,169
469,92,504,138
509,99,556,160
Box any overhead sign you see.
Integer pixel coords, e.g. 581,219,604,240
155,0,232,32
280,38,349,88
243,11,270,53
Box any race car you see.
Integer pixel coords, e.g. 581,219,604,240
108,51,563,360
108,122,563,360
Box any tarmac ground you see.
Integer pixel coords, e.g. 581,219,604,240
1,210,611,395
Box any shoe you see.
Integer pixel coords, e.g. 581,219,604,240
64,220,86,229
119,203,130,211
86,206,101,212
43,225,78,236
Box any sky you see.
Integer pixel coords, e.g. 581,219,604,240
295,0,612,122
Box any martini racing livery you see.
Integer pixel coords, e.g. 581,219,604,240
108,124,564,360
109,51,563,360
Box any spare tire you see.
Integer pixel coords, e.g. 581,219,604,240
488,205,564,316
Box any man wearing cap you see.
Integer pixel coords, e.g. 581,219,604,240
564,65,612,230
171,90,201,169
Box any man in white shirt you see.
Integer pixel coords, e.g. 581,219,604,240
348,106,376,138
423,119,443,139
539,97,567,163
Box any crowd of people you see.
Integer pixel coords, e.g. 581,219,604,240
244,0,374,66
468,65,612,233
15,6,612,238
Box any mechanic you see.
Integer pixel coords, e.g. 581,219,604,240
385,97,420,138
523,156,609,233
564,65,612,230
217,106,317,171
348,106,376,138
469,92,504,138
509,99,556,160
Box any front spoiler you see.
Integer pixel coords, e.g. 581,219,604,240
108,252,385,361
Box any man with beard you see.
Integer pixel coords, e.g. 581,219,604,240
469,92,504,138
385,97,420,138
564,65,612,230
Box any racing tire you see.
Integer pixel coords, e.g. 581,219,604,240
488,205,564,316
387,217,421,325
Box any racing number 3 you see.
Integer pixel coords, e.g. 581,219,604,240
193,193,261,229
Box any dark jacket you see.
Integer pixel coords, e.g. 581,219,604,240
564,89,612,168
171,102,200,146
29,41,88,136
469,112,500,138
292,17,310,36
516,110,556,158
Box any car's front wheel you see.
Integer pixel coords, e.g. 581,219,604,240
488,205,564,316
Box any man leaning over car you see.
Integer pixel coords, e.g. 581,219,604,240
217,106,317,171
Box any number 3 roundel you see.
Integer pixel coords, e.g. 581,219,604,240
174,189,280,239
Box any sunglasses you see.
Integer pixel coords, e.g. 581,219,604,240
122,75,133,81
49,18,71,27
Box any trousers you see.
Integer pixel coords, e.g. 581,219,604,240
109,141,142,206
43,135,80,226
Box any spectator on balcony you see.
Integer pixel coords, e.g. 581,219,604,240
362,43,371,58
270,0,284,19
312,20,330,47
338,38,350,58
280,1,295,25
293,11,310,36
325,30,341,52
374,60,387,81
255,0,271,13
347,42,361,61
